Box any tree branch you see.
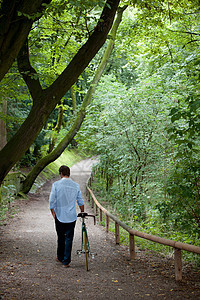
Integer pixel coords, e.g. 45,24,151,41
0,0,52,82
182,39,200,48
17,39,43,101
169,29,200,36
46,0,120,102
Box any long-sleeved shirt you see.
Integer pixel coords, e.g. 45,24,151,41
49,177,84,223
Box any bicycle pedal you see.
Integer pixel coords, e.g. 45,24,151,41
90,252,97,259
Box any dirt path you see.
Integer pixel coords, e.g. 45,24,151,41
0,158,200,299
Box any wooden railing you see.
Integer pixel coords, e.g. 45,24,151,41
86,176,200,281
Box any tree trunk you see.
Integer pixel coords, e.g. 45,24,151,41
0,0,120,185
21,5,126,194
0,99,7,150
0,0,52,82
48,102,64,153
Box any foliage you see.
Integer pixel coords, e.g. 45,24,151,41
77,1,200,263
78,73,172,207
91,174,200,264
159,155,200,235
0,185,16,224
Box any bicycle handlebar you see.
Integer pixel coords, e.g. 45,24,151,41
77,212,96,225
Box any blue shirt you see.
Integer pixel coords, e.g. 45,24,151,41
49,177,84,223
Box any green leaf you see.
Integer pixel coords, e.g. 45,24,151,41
171,112,181,123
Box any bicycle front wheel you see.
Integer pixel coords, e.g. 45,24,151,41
83,230,89,271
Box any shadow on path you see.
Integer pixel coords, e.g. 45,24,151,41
0,159,200,299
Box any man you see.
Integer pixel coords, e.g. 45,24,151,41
49,165,84,267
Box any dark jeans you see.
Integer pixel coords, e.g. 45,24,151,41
55,216,76,265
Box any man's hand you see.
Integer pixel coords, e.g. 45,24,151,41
80,205,84,212
50,209,56,219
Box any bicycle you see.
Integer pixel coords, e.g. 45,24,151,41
77,212,96,271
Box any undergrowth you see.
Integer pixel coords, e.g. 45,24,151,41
90,175,200,266
0,185,17,224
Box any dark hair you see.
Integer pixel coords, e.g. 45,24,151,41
59,165,70,176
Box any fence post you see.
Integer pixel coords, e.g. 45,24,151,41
115,222,120,244
95,203,98,216
129,233,136,259
99,209,102,222
174,248,182,281
106,215,109,232
91,197,94,208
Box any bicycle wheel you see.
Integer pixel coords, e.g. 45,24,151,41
83,230,89,271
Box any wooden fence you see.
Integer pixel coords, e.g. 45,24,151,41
86,176,200,281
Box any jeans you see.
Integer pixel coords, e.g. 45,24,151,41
55,216,76,265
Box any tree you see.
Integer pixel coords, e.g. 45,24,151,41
77,74,171,201
0,0,120,185
21,5,127,193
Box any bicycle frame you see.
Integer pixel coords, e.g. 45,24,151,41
77,212,96,270
81,218,91,255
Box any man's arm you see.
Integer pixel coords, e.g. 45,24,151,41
77,185,84,212
49,183,56,219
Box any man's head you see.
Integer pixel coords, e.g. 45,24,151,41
59,165,70,177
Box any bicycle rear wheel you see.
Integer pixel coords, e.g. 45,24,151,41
83,230,89,271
